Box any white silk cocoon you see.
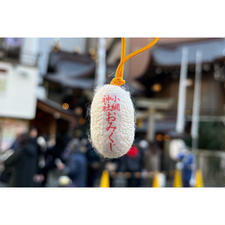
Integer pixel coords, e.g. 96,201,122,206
90,84,135,158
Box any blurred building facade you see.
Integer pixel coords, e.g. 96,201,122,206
0,37,225,147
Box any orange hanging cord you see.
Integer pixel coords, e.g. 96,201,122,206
110,37,159,86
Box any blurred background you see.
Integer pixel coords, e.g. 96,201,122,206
0,38,224,187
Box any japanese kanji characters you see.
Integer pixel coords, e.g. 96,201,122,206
90,84,135,158
102,95,121,152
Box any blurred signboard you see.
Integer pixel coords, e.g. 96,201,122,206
0,118,28,151
0,62,38,119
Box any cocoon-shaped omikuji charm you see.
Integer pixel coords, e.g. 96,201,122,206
90,84,135,158
90,37,159,158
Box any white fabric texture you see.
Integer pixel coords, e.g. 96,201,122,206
90,84,135,158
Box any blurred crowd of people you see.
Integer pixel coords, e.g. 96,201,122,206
0,127,166,187
0,128,98,187
0,127,195,187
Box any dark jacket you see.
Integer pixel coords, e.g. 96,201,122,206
67,152,87,187
5,142,38,187
181,153,194,187
118,146,142,172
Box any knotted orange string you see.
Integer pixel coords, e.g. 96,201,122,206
110,38,159,86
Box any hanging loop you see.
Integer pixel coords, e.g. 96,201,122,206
110,37,159,86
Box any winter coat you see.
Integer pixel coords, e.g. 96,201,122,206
118,146,142,172
181,153,194,187
5,142,38,187
66,152,87,187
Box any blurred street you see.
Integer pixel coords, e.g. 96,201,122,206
0,38,225,187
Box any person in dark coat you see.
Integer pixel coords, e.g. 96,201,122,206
86,143,101,187
117,144,143,187
178,151,194,187
0,130,26,184
33,133,70,187
62,138,87,187
4,133,38,187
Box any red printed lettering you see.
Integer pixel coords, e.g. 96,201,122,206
102,95,121,152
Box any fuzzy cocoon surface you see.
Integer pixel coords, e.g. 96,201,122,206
90,84,135,158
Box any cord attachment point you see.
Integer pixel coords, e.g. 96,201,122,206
110,78,125,86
